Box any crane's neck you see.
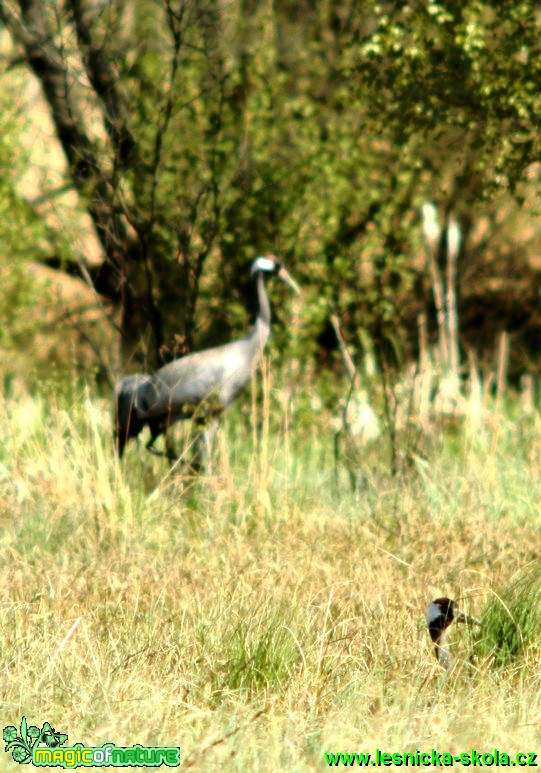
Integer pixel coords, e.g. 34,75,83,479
256,269,271,327
433,630,452,669
248,270,271,359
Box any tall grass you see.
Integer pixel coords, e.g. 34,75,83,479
475,564,541,668
0,374,540,770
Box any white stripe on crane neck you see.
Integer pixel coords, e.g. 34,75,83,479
426,601,444,626
251,256,276,275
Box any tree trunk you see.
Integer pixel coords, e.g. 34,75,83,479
1,0,163,365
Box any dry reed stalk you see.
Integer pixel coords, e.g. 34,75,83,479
446,212,461,380
496,330,509,413
330,313,356,382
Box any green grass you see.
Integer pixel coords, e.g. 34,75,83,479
475,565,541,668
0,377,540,770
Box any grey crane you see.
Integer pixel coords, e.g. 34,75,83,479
114,255,300,459
426,597,480,669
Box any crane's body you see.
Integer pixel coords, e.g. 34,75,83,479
115,256,299,458
141,318,268,414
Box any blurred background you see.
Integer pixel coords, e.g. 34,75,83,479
0,0,539,411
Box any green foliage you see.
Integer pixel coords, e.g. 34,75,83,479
354,1,540,196
474,564,541,668
1,0,540,374
0,77,64,367
118,0,540,361
211,606,302,697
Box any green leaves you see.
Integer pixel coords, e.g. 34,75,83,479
1,0,538,372
353,0,540,195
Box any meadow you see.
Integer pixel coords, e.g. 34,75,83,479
1,372,540,771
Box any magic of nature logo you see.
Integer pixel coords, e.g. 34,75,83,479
3,717,180,768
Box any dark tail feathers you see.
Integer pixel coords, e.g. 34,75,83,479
114,374,150,457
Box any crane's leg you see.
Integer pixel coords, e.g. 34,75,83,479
144,417,193,463
191,417,220,472
164,430,178,461
143,411,221,469
145,433,163,455
145,420,179,461
146,437,179,461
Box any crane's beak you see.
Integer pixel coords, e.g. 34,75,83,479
278,265,301,294
456,608,481,626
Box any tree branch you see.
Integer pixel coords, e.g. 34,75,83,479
69,0,137,168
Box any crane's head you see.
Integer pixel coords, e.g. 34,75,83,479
251,255,300,293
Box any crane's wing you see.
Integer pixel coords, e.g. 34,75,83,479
138,340,253,419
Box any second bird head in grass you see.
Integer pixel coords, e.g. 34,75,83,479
426,597,481,669
251,255,301,294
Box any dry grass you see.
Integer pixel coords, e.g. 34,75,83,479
0,376,540,771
